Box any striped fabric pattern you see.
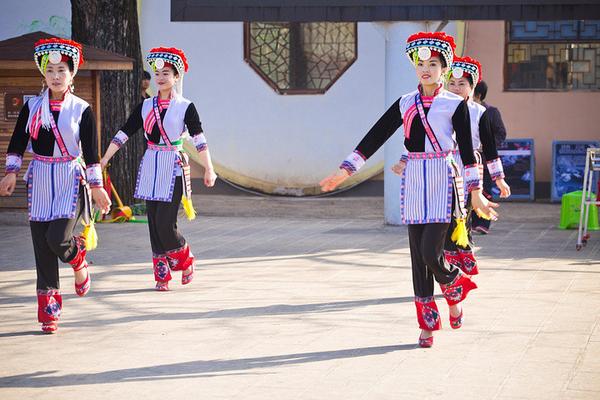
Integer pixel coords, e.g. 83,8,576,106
400,152,453,224
144,99,170,134
49,100,62,112
86,164,102,188
27,158,82,221
134,149,179,202
192,133,208,152
111,130,129,148
487,157,505,181
402,96,433,139
5,153,22,173
463,164,482,192
454,151,484,206
340,150,366,175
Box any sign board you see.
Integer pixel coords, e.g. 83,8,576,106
551,140,600,202
4,92,37,120
495,138,535,201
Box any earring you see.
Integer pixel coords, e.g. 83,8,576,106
70,82,75,93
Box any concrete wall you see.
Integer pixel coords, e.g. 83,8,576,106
465,21,600,183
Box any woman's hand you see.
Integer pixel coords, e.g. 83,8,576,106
391,160,407,176
0,173,17,196
471,189,499,221
204,168,217,187
320,169,350,192
91,187,112,215
495,178,511,198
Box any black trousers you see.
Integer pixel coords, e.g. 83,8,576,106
146,176,186,255
30,188,83,291
408,223,459,298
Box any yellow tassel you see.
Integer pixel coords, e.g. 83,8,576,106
181,196,196,221
451,218,469,248
82,221,98,251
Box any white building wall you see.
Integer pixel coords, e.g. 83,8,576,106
0,1,71,41
140,0,390,194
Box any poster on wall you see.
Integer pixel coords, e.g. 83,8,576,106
4,92,38,120
551,140,600,202
494,139,535,201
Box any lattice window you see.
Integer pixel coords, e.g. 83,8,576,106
244,22,357,94
506,21,600,91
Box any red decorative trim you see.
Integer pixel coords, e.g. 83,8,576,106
406,31,457,53
418,83,443,98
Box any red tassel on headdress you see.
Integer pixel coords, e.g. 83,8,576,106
406,31,457,54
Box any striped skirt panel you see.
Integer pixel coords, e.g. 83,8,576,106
27,158,82,222
400,152,454,225
134,149,180,202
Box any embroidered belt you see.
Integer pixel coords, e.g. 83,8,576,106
406,150,457,160
32,154,77,163
147,140,183,152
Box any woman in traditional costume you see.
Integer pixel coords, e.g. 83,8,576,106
320,32,498,347
444,56,511,275
0,38,111,333
101,47,216,291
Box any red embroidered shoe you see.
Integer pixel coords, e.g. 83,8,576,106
38,289,61,333
440,273,478,306
418,332,434,348
182,263,194,285
69,236,91,297
41,322,58,334
458,248,479,275
166,245,196,285
449,307,463,329
444,250,463,271
153,255,172,291
415,296,442,331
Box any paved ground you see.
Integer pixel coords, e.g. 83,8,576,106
0,198,599,399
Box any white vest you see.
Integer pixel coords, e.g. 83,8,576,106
27,93,89,157
467,100,486,151
140,95,191,142
399,89,464,152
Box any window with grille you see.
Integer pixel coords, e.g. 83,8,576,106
244,22,357,95
506,21,600,91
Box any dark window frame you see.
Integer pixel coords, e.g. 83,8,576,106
504,21,600,92
243,22,358,95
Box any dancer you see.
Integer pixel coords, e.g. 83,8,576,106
472,80,509,234
101,47,217,291
444,56,511,274
0,38,111,333
320,32,498,347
